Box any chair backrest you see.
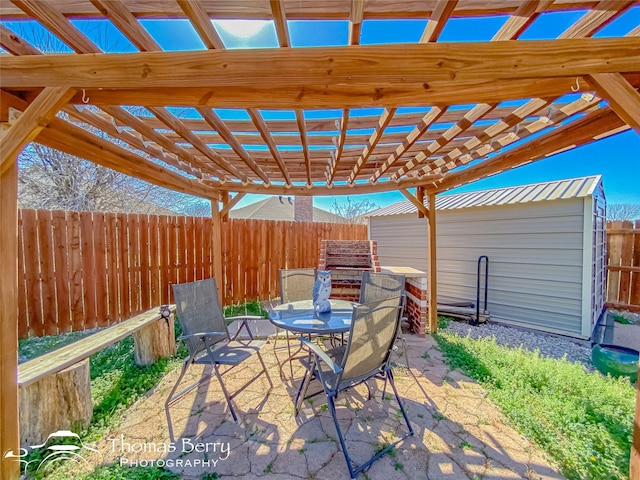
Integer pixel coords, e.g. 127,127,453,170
172,278,228,356
336,296,403,390
280,268,317,303
359,272,406,304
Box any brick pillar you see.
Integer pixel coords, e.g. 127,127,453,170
294,196,313,222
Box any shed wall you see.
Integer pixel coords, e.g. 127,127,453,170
369,198,589,337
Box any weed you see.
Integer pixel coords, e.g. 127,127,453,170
394,461,404,471
421,351,430,360
320,404,328,412
264,463,273,474
384,394,393,401
82,464,180,480
460,441,473,450
417,413,424,419
432,411,446,421
201,473,221,480
434,331,635,480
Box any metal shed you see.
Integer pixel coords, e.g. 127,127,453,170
368,176,607,339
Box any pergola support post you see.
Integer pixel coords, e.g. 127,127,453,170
211,198,224,304
427,192,438,334
0,156,19,480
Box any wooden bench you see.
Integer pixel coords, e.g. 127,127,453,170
17,306,176,447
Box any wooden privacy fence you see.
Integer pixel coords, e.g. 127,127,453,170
606,220,640,313
17,209,366,338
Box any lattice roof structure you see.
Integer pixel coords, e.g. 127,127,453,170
1,0,638,200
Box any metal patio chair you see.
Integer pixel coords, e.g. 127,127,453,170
275,268,317,375
294,295,414,480
165,278,272,440
360,272,410,368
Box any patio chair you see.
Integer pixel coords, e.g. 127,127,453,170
275,268,317,375
294,296,414,480
360,272,410,368
165,278,272,439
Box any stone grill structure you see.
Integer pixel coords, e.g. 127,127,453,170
319,240,428,337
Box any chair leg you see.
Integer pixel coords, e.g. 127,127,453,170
212,361,238,422
294,357,316,416
327,393,358,480
165,360,191,443
386,369,414,437
257,350,274,389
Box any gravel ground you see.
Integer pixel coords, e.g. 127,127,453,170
443,319,594,371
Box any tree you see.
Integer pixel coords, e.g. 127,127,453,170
607,204,640,221
331,197,379,223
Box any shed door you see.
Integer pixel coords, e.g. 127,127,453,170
592,195,607,332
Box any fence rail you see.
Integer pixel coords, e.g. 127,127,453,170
606,220,640,313
17,209,366,338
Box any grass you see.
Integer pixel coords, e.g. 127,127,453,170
434,331,636,480
82,464,180,480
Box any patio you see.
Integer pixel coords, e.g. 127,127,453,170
91,334,562,480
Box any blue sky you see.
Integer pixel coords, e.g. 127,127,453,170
3,7,638,211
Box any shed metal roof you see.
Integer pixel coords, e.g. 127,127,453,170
367,175,603,217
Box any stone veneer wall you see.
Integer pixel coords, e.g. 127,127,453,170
328,269,428,338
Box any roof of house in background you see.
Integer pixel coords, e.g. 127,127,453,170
368,175,603,217
230,196,344,222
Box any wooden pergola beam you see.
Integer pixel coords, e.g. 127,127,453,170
38,119,220,198
3,38,638,90
399,189,429,218
434,108,625,194
0,87,76,175
0,24,42,55
588,72,640,132
51,77,587,109
220,193,246,218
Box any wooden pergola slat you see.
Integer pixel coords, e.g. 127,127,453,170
420,0,458,43
348,107,396,183
89,0,161,51
177,0,225,50
11,0,101,54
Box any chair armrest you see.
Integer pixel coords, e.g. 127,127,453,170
299,338,343,374
178,331,225,341
225,315,265,321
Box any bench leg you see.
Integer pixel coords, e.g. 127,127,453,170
133,317,176,366
19,359,92,448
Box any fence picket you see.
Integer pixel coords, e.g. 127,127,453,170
17,211,367,338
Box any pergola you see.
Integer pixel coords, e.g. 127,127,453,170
0,1,639,478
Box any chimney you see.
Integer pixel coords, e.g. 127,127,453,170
294,196,313,222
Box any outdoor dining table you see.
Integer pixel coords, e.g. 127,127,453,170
268,299,355,335
268,299,356,380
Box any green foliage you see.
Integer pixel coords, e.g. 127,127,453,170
612,313,633,325
434,332,635,480
437,315,452,330
223,299,268,319
200,473,221,480
83,464,180,480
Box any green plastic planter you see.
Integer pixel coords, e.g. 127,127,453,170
591,344,638,382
